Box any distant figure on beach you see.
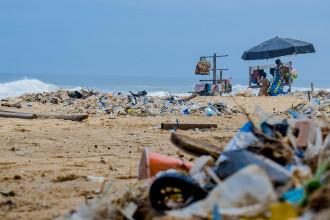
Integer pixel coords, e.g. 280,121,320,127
268,59,284,96
258,70,270,96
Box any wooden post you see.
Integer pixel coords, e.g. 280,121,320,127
220,69,223,82
213,53,217,85
220,69,223,96
248,66,252,87
307,91,311,102
311,82,314,92
288,61,292,92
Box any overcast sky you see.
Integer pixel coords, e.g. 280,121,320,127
0,0,329,87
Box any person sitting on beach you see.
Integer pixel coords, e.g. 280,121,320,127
258,71,270,96
268,59,284,96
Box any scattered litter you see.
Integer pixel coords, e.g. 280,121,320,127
0,191,15,197
54,97,330,219
86,176,105,183
167,165,277,218
138,148,192,180
52,174,80,182
12,89,241,118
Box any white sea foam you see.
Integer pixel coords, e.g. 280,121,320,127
0,78,329,99
0,79,58,99
147,91,191,97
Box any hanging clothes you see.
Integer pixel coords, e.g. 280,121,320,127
268,67,284,96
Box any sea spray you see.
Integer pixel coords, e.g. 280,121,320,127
0,79,58,99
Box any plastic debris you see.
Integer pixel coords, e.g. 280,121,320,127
138,148,192,180
60,103,330,220
215,150,291,185
167,165,277,218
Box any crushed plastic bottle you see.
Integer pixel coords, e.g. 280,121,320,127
181,107,191,115
205,104,220,117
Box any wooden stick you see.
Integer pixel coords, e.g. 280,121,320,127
1,103,22,108
0,110,88,121
0,111,36,119
36,114,88,121
311,82,314,92
183,92,198,102
161,123,217,130
170,132,221,158
307,91,311,102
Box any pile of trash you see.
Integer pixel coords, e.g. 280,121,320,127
61,107,330,220
16,89,240,117
19,89,98,104
291,90,330,118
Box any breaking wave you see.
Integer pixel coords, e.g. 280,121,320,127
0,79,58,99
0,79,329,99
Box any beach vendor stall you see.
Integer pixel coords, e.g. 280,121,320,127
194,53,231,96
248,60,296,95
242,36,315,96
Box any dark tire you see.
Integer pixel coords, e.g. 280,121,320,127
149,172,207,212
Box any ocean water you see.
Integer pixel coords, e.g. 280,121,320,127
0,72,328,99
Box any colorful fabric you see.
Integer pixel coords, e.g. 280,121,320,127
194,83,206,92
268,67,284,96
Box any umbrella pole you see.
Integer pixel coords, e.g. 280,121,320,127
248,66,252,87
289,61,292,92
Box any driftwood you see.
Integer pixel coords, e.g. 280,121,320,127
183,92,198,102
1,102,22,108
161,123,217,130
0,110,88,122
0,111,36,119
36,114,88,121
171,132,221,158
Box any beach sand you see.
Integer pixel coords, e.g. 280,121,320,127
0,95,305,220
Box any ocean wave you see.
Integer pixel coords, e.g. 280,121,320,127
0,78,329,99
0,79,58,99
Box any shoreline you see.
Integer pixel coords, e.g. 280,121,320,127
0,78,328,100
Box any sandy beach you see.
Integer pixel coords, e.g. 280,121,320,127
1,1,329,219
0,93,306,220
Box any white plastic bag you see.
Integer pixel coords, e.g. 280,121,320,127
167,165,277,218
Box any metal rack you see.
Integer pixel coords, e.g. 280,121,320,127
199,53,229,85
195,53,231,95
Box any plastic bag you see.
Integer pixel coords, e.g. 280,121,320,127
167,165,277,218
204,104,220,117
218,122,258,155
215,150,291,185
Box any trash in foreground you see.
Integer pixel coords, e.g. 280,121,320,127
60,106,330,220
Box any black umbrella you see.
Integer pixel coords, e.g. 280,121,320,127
242,36,315,60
